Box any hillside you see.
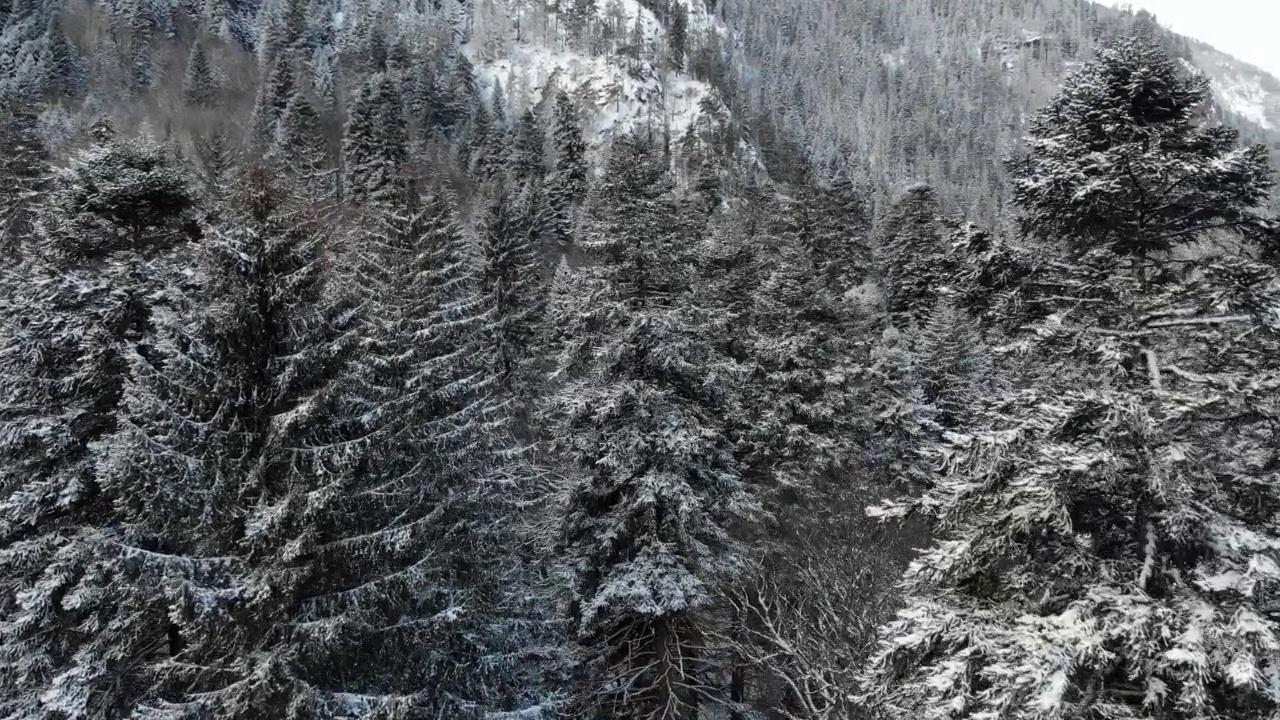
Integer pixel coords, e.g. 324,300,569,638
0,1,1278,719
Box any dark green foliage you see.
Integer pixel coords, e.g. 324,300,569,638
97,169,363,718
275,92,335,202
863,36,1280,720
0,104,48,257
251,52,297,145
0,133,196,719
669,3,687,70
342,72,407,205
552,92,588,201
1009,36,1275,259
877,184,954,326
510,108,546,185
480,181,545,399
38,135,195,261
181,40,217,107
545,133,755,719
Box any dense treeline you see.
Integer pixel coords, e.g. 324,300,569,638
1,0,1278,719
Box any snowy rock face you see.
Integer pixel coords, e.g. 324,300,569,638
1188,41,1280,132
465,0,727,153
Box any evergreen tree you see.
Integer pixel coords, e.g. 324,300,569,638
915,293,995,429
510,108,546,186
878,183,955,327
737,227,862,494
340,180,543,713
96,167,363,718
181,39,217,107
0,133,195,719
342,72,407,205
668,3,687,70
862,36,1280,720
544,132,755,719
552,91,588,201
808,169,871,296
36,135,196,261
251,52,296,146
479,181,545,402
1008,37,1273,261
274,92,335,203
441,51,480,138
192,128,237,204
0,104,48,257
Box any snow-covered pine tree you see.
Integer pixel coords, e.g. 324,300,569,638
36,132,196,262
479,180,545,405
181,39,217,108
440,50,480,139
340,179,545,716
342,72,408,205
510,108,546,186
862,36,1280,720
0,131,195,719
733,189,864,495
877,183,955,327
273,91,336,204
192,128,238,205
915,292,996,430
551,91,587,201
0,103,48,257
544,131,755,719
809,168,872,295
250,51,296,147
1009,38,1273,260
95,167,366,718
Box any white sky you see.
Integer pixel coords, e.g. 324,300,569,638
1103,0,1280,77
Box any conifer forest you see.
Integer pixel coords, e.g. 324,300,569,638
2,0,1280,718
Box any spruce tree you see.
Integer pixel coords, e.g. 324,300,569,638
877,183,955,327
0,104,48,257
181,39,217,108
479,181,545,403
738,226,862,494
862,36,1280,720
251,52,296,146
1009,38,1273,260
808,169,871,297
552,91,588,201
274,92,335,203
96,168,364,718
342,72,407,205
342,181,542,714
509,108,546,186
0,133,195,719
915,293,995,430
544,132,755,719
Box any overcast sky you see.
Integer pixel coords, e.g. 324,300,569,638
1102,0,1280,78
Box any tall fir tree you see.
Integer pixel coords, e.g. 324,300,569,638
877,183,955,327
509,108,546,186
862,36,1280,720
274,91,336,204
95,167,367,718
181,39,217,108
552,91,588,201
0,104,48,257
342,180,545,713
0,132,195,719
479,181,545,404
342,72,408,205
251,51,297,147
544,132,756,719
